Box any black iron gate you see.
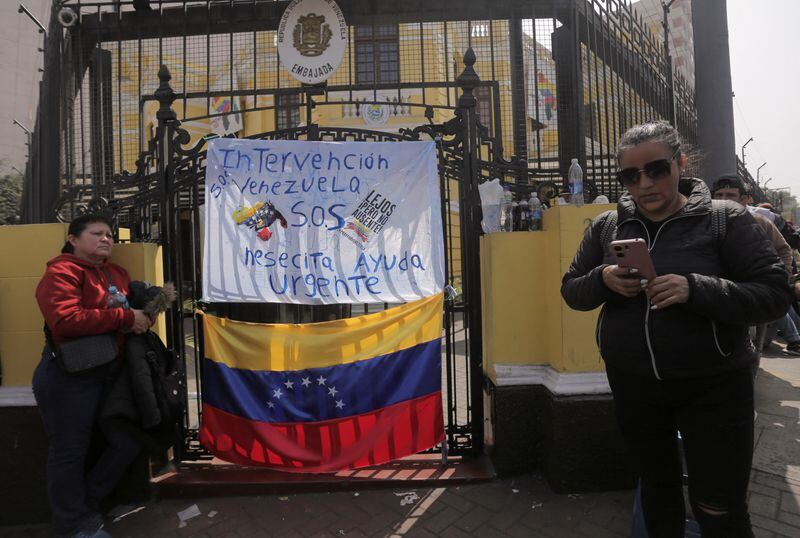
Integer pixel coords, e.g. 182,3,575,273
55,49,505,461
162,53,488,459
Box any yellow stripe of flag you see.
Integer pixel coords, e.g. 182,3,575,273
202,293,444,372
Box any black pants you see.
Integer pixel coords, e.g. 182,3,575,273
32,350,141,535
606,366,755,538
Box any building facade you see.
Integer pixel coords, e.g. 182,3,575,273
0,0,52,172
633,0,695,88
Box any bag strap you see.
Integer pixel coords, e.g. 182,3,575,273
43,323,59,358
710,199,730,249
599,210,618,253
99,266,115,288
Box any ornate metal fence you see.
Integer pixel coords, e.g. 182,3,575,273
30,0,700,224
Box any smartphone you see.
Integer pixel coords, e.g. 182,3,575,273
609,238,657,281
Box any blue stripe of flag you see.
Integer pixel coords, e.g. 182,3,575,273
202,339,441,423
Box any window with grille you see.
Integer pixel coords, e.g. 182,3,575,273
355,25,399,85
276,93,301,130
474,85,493,131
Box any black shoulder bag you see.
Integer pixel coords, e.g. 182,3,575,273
43,267,121,374
44,326,118,374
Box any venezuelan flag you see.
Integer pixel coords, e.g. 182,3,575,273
200,294,444,472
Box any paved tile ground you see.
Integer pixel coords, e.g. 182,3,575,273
2,346,797,538
0,474,635,538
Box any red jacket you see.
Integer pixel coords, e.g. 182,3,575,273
36,254,135,345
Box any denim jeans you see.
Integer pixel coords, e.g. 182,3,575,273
764,312,800,346
788,306,800,333
606,366,755,538
32,349,141,535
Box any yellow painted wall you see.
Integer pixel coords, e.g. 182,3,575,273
481,204,614,379
109,243,167,343
0,224,69,386
0,226,165,387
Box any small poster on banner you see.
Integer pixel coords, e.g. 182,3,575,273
338,189,397,250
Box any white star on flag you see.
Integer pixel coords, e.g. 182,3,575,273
317,375,327,386
301,377,311,388
267,401,275,409
273,388,283,399
335,400,345,409
284,380,294,390
328,386,338,397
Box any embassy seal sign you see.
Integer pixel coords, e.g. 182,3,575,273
360,101,391,126
277,0,347,85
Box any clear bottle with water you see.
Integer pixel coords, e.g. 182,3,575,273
500,186,514,232
107,286,130,310
518,198,530,231
529,193,543,231
568,158,584,207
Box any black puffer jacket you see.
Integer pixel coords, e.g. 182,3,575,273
101,332,168,429
561,178,792,380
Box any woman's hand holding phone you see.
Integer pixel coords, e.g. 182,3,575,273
602,265,648,298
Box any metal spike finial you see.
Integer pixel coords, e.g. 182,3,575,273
457,48,480,109
463,47,476,67
155,65,177,122
158,64,171,85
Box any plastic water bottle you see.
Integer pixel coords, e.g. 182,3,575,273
568,158,584,207
107,286,129,310
518,198,530,231
500,186,514,232
529,193,543,231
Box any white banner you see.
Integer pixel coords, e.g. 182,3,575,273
202,139,445,304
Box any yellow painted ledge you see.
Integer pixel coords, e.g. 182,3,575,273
481,204,614,383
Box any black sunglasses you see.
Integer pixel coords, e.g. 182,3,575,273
616,147,681,187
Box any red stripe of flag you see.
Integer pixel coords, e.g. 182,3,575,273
200,392,444,473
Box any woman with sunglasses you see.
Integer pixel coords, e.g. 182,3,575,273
561,121,791,537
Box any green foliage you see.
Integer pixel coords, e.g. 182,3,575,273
0,170,23,224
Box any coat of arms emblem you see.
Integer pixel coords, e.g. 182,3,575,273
293,13,333,57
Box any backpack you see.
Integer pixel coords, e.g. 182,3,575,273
599,199,732,253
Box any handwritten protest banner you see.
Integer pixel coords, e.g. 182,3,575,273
202,139,445,304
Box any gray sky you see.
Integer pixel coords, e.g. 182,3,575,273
727,0,799,196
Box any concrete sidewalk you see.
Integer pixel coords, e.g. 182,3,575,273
2,350,798,538
747,346,800,537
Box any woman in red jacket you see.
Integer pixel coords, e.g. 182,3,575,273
33,214,151,538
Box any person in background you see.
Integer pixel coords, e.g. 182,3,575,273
712,176,798,358
33,214,152,538
738,188,800,251
712,176,793,271
562,121,792,537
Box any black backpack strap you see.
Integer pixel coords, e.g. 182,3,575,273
710,199,731,249
599,210,618,253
